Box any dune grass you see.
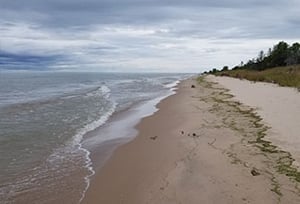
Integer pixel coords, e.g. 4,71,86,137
214,65,300,89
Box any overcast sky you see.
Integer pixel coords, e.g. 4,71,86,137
0,0,299,72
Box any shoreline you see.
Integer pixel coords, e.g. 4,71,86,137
82,76,300,203
0,73,189,204
81,79,191,203
82,80,180,171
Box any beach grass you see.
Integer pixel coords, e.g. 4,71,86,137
214,65,300,89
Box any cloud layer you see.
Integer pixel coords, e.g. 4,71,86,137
0,0,299,72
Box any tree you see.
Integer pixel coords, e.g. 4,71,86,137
228,41,300,71
257,50,265,62
267,48,272,57
221,66,229,71
271,41,289,67
286,42,300,65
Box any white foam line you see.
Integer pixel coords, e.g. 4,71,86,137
70,85,116,203
164,80,180,89
78,78,184,203
77,101,117,204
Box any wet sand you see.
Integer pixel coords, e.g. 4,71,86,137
82,76,300,204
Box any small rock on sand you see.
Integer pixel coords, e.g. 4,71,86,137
150,136,158,140
251,168,260,176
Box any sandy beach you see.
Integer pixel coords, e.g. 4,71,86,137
82,76,300,204
210,75,300,168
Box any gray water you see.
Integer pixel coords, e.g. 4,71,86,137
0,72,190,204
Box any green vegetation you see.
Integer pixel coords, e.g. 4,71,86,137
205,41,300,89
215,65,300,88
235,41,300,70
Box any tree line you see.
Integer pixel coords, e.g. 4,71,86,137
207,41,300,73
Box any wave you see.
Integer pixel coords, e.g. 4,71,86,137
0,73,192,203
164,80,180,91
0,85,117,204
51,85,117,203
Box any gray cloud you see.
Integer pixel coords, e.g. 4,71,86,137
0,50,64,70
0,0,299,72
0,0,292,29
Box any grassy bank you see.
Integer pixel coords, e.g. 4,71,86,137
213,65,300,89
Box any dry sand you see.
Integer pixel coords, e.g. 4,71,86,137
210,75,300,168
82,76,300,204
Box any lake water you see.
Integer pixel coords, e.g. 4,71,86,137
0,72,191,204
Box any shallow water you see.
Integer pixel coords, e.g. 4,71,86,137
0,72,190,204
